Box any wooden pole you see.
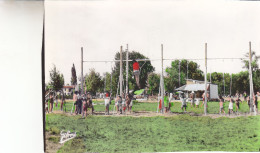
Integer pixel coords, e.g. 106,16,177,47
120,46,123,97
249,41,255,115
204,43,207,115
81,47,84,95
161,44,164,114
126,44,129,95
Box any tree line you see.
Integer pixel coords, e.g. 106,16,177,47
47,51,260,96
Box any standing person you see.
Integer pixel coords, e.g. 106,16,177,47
86,93,94,114
219,95,225,115
254,92,258,113
228,97,234,116
190,91,195,107
73,91,78,114
180,93,187,112
49,92,54,113
60,93,65,111
78,95,84,114
195,98,200,108
116,95,123,114
82,97,87,118
247,96,251,110
235,93,241,113
164,92,170,113
104,93,110,115
132,59,140,88
201,92,209,108
129,95,134,113
125,94,131,112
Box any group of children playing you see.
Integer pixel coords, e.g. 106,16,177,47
219,92,259,115
111,93,134,115
45,92,65,113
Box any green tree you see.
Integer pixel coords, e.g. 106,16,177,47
242,51,259,72
165,60,203,92
147,72,160,95
85,69,103,94
102,72,112,93
48,65,65,91
71,63,77,85
113,51,155,92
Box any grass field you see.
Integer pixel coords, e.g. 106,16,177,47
46,114,260,152
50,99,257,114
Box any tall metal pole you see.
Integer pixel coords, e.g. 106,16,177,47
249,41,255,115
126,44,129,95
161,44,164,114
204,43,207,115
81,47,84,95
120,46,123,97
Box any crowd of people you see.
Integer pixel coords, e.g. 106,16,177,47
45,89,259,116
218,91,259,115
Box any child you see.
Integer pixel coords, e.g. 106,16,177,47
132,59,140,88
228,97,234,116
219,95,225,115
201,92,209,108
164,92,170,113
49,93,54,113
86,93,94,115
125,94,131,112
235,93,241,113
60,94,65,111
180,93,187,112
116,95,123,114
82,97,87,118
190,91,195,107
104,95,110,115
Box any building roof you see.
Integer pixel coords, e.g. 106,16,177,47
176,83,210,91
63,85,75,89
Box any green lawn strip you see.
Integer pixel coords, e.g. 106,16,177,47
50,100,259,114
46,114,260,152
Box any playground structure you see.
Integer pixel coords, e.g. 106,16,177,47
74,42,256,115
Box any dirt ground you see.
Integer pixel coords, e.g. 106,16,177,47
45,132,64,153
49,110,259,119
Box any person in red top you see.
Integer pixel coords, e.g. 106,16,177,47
133,59,140,88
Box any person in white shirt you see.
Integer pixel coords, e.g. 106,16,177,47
228,97,234,115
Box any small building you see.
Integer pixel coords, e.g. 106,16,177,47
63,85,75,95
175,79,219,100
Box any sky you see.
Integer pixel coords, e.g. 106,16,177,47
45,0,260,85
